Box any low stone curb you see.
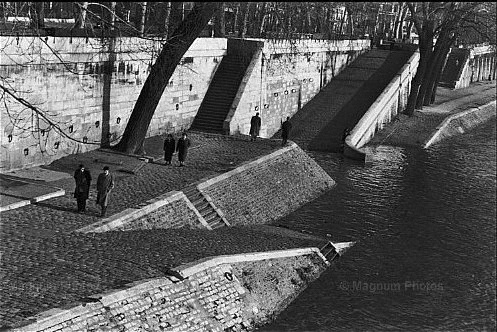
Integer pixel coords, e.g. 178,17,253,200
0,185,65,212
423,99,496,148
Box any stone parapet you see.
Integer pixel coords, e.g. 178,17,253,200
345,50,420,160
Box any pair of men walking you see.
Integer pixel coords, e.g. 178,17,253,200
74,164,114,217
163,132,191,166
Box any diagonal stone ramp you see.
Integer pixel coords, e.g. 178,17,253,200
274,48,415,152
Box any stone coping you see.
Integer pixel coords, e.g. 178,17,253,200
423,100,496,148
0,177,66,212
177,247,330,278
12,247,328,331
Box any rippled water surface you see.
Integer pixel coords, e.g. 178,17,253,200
259,120,496,331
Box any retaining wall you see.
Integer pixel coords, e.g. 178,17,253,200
423,100,496,148
1,36,369,172
11,248,329,332
345,50,420,160
440,45,496,89
0,36,227,171
227,39,370,138
77,142,335,233
198,142,335,226
76,191,210,233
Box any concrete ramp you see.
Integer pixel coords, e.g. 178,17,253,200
276,48,414,152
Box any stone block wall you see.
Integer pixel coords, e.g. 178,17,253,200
346,50,420,159
11,248,329,332
423,100,496,148
0,36,226,171
76,191,208,233
441,45,497,89
228,39,370,138
198,142,335,226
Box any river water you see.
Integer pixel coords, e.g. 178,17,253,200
260,120,496,332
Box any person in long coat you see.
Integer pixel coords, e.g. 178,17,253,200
74,164,92,213
96,166,115,217
163,133,176,165
176,132,191,166
249,112,261,141
281,116,292,146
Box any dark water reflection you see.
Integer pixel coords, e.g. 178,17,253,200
259,120,496,331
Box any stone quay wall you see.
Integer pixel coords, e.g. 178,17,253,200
441,45,497,90
0,36,227,171
1,36,369,171
198,142,335,226
11,248,329,332
77,142,335,233
423,100,496,148
227,38,370,138
345,50,420,160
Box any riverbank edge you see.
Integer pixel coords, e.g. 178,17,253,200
366,84,496,149
11,248,330,331
7,143,337,331
423,100,496,148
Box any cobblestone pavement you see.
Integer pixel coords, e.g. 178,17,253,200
1,132,315,328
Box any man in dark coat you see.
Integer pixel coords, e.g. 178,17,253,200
163,133,176,165
281,116,292,146
96,166,115,217
74,164,92,213
176,132,191,166
249,112,261,141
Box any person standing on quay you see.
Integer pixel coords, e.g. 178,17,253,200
249,112,261,141
176,132,191,167
74,164,92,213
281,116,292,146
163,133,176,165
96,166,115,217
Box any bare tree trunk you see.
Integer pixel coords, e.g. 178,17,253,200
101,2,116,148
30,2,45,29
138,2,147,37
74,2,88,29
405,19,433,116
163,2,172,38
258,2,267,37
238,2,249,38
115,2,220,154
109,2,116,30
426,36,455,105
414,22,434,109
233,4,239,35
214,2,225,37
397,3,408,39
306,3,312,34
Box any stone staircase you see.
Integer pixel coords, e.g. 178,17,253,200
190,54,250,134
273,48,415,152
182,185,228,230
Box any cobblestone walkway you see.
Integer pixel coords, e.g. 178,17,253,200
1,132,325,328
